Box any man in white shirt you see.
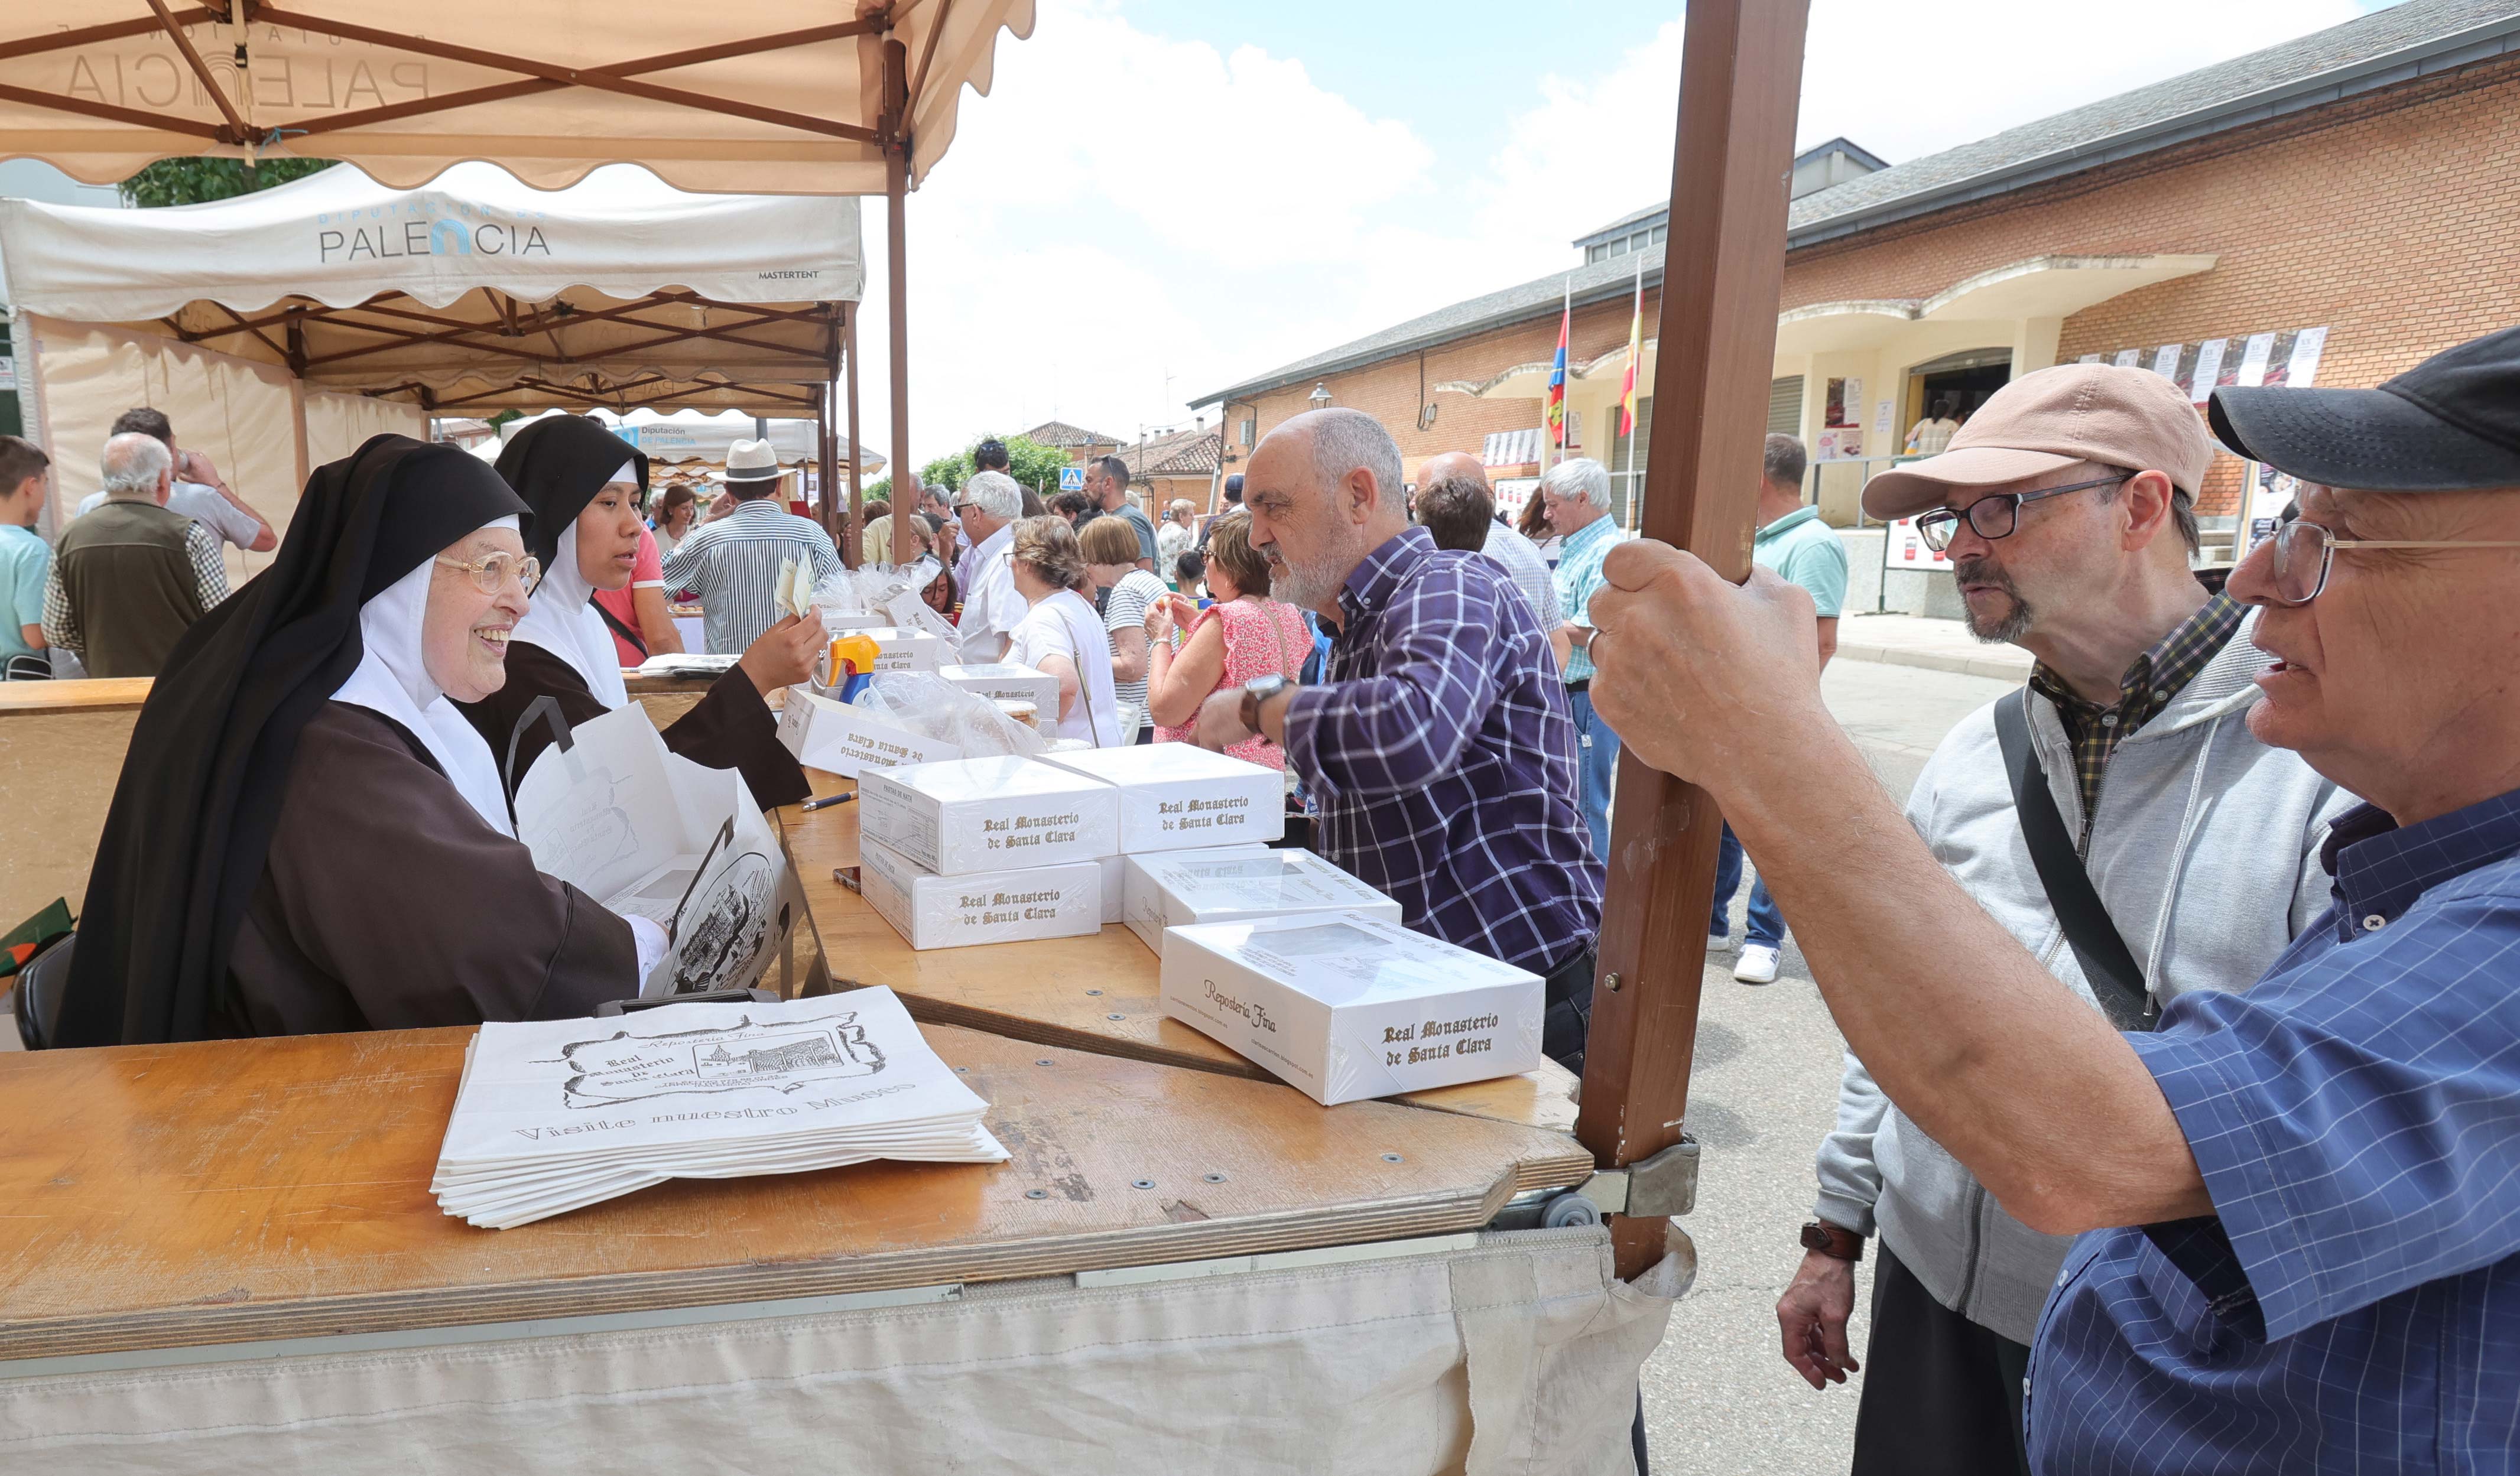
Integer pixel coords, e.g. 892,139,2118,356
1157,499,1196,583
1412,451,1570,667
77,407,276,555
952,470,1028,663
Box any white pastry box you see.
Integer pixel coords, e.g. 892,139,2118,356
1159,912,1544,1106
1100,842,1267,926
859,839,1101,950
1035,743,1284,853
1125,847,1401,954
818,610,891,633
858,756,1119,876
777,688,962,778
856,627,950,672
938,662,1060,714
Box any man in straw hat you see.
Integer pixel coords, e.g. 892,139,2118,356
660,436,840,655
1586,327,2520,1471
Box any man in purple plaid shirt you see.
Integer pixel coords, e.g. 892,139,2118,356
1186,409,1606,1071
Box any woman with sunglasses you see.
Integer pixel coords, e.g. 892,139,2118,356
456,416,816,810
57,435,667,1045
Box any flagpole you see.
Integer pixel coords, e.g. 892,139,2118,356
1625,253,1644,528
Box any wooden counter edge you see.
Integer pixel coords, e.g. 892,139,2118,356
0,677,153,716
0,1155,1590,1365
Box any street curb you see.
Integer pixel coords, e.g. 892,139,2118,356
1834,644,2031,681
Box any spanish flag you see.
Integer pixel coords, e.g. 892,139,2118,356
1544,279,1570,448
1618,258,1644,437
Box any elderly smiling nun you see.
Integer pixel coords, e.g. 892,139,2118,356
56,437,665,1046
458,414,816,809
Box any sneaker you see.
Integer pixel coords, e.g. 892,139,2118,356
1734,944,1781,985
1707,929,1735,954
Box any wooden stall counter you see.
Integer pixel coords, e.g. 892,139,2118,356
773,770,1581,1136
0,678,154,928
0,1020,1589,1364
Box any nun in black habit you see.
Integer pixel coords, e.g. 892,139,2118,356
458,415,816,809
56,436,663,1047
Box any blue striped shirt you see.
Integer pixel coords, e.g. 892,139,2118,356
658,498,840,655
1551,512,1622,684
2029,787,2520,1475
1282,527,1601,973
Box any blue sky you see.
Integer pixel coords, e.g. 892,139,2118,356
834,0,2404,465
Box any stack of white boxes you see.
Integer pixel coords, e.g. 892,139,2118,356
853,628,951,672
1158,913,1545,1106
853,746,1541,1106
777,688,961,778
856,756,1117,950
1122,847,1402,953
855,746,1285,947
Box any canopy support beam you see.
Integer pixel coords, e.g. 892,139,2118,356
846,301,866,567
1573,0,1810,1283
885,37,916,503
246,8,884,144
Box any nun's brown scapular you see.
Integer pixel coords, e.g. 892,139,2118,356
457,414,813,811
59,436,644,1046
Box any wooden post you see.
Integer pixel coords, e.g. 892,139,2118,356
813,379,833,542
883,37,916,507
1574,0,1810,1281
845,302,865,564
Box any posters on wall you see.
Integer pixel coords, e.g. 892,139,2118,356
2234,461,2297,561
2079,326,2330,401
1817,375,1865,460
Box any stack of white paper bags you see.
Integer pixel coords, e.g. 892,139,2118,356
432,988,1006,1228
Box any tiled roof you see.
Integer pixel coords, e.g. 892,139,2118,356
1122,425,1222,479
1019,419,1123,448
1191,0,2520,409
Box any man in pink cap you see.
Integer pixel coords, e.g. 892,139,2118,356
1745,364,2346,1472
1587,318,2520,1470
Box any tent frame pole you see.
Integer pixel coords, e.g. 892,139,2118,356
846,304,866,565
1573,0,1811,1282
883,37,915,507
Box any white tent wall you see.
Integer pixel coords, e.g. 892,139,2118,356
0,1230,1684,1476
303,390,427,480
23,315,302,582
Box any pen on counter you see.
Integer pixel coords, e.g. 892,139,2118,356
803,792,856,811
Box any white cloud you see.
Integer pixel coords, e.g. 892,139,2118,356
1795,0,2366,162
848,0,2379,476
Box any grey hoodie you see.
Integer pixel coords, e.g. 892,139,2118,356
1812,614,2353,1344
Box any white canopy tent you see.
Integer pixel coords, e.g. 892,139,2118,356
600,413,885,479
0,1,1044,542
0,162,863,566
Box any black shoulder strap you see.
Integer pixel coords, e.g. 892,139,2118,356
502,694,576,813
590,596,648,660
1992,688,2157,1032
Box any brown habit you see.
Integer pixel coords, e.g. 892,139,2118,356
219,702,639,1037
459,643,811,809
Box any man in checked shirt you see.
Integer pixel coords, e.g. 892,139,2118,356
1188,408,1607,1074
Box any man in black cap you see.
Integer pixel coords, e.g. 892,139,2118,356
1581,324,2520,1474
1199,474,1243,551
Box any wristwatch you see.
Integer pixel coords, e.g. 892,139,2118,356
1800,1221,1864,1262
1239,673,1289,732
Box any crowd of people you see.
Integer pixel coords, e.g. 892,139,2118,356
17,318,2520,1469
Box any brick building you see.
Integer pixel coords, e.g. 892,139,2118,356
1191,0,2520,554
1117,423,1223,516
